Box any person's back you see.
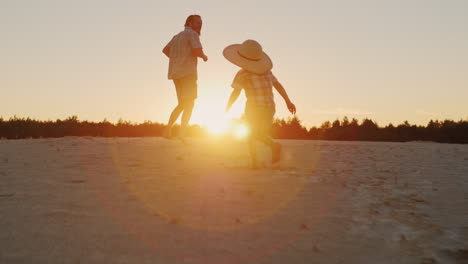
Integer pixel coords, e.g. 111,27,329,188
232,69,277,110
167,27,201,80
162,15,208,140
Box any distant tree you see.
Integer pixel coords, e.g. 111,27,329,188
359,118,379,141
273,116,308,139
327,119,342,140
307,126,321,140
0,115,467,143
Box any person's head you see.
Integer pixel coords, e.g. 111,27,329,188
185,15,202,35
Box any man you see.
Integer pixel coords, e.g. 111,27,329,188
162,14,208,140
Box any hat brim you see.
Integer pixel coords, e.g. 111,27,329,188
223,44,273,74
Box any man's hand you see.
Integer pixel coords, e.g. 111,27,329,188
193,48,208,62
287,101,296,114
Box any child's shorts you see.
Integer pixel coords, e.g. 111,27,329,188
245,104,275,138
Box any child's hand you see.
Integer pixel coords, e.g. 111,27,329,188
287,101,296,114
225,105,231,112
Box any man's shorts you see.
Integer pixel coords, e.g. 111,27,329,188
245,104,275,138
173,75,197,102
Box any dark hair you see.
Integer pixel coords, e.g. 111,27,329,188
184,15,201,26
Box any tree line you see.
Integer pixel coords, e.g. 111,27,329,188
272,116,468,144
0,115,467,144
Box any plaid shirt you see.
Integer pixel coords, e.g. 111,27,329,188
165,27,202,80
231,69,278,109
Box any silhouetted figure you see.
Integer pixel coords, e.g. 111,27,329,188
224,40,296,168
162,14,208,141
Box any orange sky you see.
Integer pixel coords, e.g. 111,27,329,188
1,0,467,128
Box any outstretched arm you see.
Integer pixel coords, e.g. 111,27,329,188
225,88,242,112
273,81,296,114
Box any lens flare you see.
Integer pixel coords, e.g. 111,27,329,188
233,123,249,139
206,118,229,136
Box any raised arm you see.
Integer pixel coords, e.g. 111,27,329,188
225,88,242,112
273,81,296,114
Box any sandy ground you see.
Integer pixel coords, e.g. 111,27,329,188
0,137,467,264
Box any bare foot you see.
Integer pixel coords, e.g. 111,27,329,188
272,143,281,163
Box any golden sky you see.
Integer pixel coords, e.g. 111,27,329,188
1,0,467,128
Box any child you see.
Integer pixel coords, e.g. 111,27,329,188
224,40,296,168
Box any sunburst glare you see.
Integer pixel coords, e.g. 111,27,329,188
206,118,229,135
233,123,249,139
191,94,246,137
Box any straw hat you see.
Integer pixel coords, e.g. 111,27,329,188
223,40,273,74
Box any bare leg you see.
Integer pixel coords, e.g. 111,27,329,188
271,141,281,163
257,136,273,147
179,99,195,138
248,138,259,169
164,104,184,138
256,135,281,163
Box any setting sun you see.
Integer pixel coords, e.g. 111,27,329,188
189,98,250,139
190,93,249,138
205,118,229,135
205,119,250,139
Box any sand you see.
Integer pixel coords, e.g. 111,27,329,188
0,137,467,264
